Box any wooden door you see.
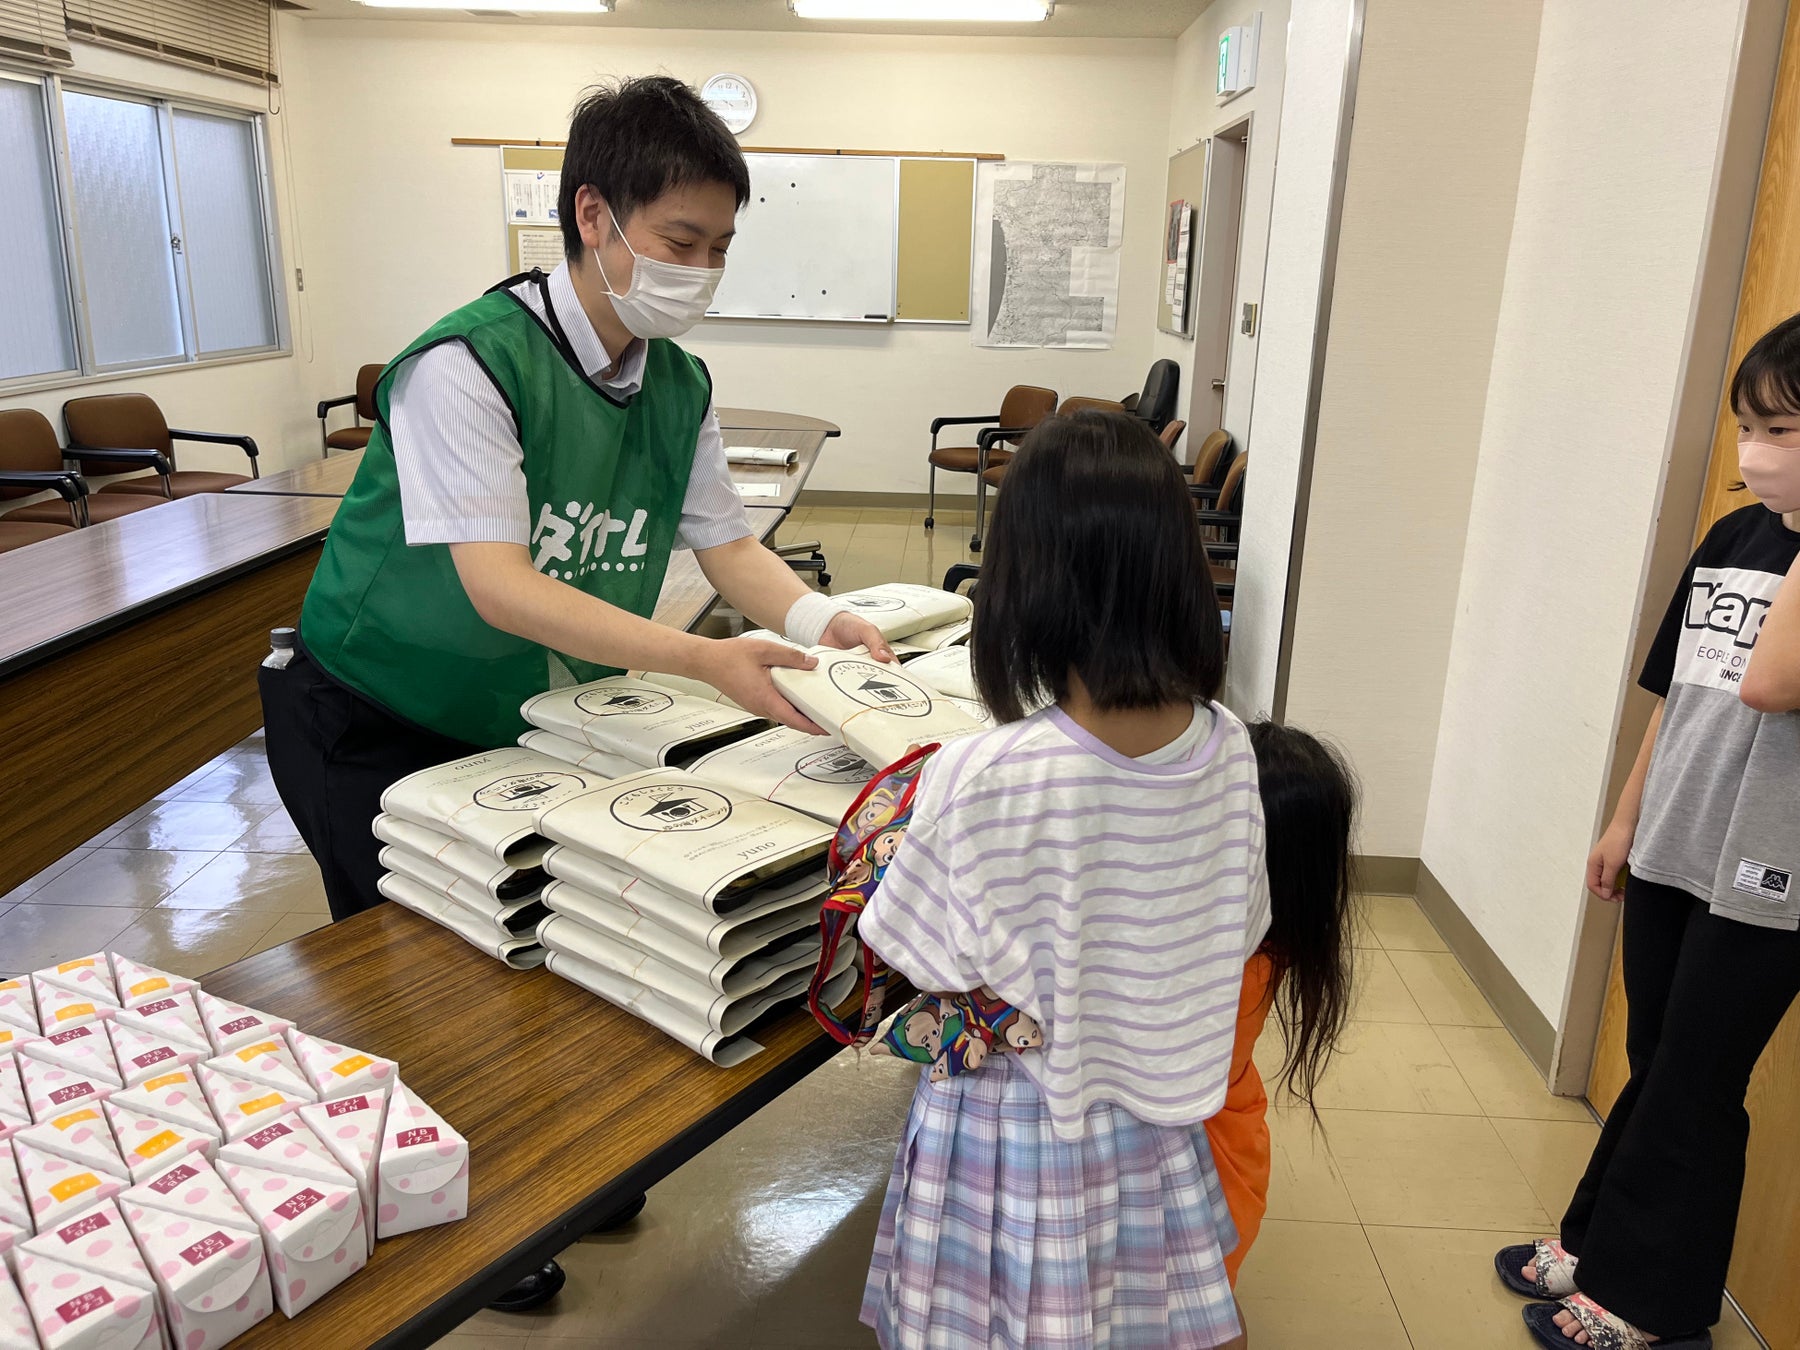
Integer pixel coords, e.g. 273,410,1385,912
1589,3,1800,1340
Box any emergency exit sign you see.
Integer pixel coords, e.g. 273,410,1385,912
1217,13,1261,99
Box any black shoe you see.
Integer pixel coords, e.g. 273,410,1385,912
590,1193,647,1234
486,1260,565,1313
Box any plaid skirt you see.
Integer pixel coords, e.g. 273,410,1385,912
861,1056,1241,1349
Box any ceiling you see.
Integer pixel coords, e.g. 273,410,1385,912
286,0,1211,38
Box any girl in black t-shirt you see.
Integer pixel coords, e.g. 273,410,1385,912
1497,315,1800,1350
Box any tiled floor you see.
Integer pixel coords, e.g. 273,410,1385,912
1,506,1767,1349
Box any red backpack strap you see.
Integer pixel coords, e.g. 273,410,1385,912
808,742,939,1045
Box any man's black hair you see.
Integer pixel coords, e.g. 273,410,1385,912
1731,311,1800,419
971,410,1226,723
558,76,751,261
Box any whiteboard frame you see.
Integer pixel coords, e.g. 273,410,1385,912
705,152,901,324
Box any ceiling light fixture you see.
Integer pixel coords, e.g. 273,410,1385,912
789,0,1052,21
354,0,610,10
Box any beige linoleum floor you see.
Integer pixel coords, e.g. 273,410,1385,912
0,505,1764,1350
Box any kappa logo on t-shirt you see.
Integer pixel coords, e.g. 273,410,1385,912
1734,859,1792,904
1676,566,1782,690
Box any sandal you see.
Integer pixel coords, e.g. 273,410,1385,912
1522,1295,1713,1350
1496,1239,1580,1298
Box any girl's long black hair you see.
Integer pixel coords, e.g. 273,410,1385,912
1249,721,1359,1114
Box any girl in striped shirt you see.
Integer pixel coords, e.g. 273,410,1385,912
858,411,1265,1349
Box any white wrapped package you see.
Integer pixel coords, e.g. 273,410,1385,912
284,1031,396,1103
105,957,196,1011
374,1082,468,1239
29,983,111,1038
0,1026,38,1064
122,1198,271,1350
631,670,744,709
124,1157,253,1235
217,1117,351,1190
17,1055,111,1123
942,694,997,730
545,947,857,1067
542,863,824,959
30,958,117,1012
12,1249,160,1350
538,903,822,1004
0,1267,30,1350
381,746,608,867
537,769,831,917
196,1064,303,1142
901,618,972,651
516,729,641,780
19,1201,153,1294
194,993,292,1058
686,726,875,825
19,1027,120,1091
109,995,208,1055
295,1092,386,1256
378,873,547,969
769,648,982,770
372,813,547,903
0,983,36,1036
13,1138,124,1232
104,1021,201,1089
218,1161,366,1319
0,1139,30,1233
13,1109,127,1182
520,677,768,769
901,645,977,701
206,1039,316,1105
102,1102,212,1182
832,583,972,640
105,1069,222,1148
377,844,547,937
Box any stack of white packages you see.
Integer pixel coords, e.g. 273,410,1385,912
770,649,983,769
832,582,972,641
532,770,857,1067
895,644,995,729
520,675,770,773
0,954,467,1348
378,746,618,968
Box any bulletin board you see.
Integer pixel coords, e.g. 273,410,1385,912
1159,142,1209,338
487,143,982,323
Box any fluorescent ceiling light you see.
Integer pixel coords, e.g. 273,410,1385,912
355,0,609,9
790,0,1052,20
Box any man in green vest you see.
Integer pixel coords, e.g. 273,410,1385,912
262,77,886,922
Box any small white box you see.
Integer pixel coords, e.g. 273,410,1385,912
206,1039,316,1105
219,1161,365,1318
103,1103,212,1185
196,1065,301,1143
0,1062,26,1145
0,1140,30,1233
13,1109,126,1182
29,960,118,1012
105,1070,221,1150
122,1199,271,1350
285,1030,397,1103
124,1159,251,1237
217,1118,349,1191
0,1027,39,1063
20,1028,121,1092
193,995,291,1058
376,1081,468,1238
0,986,35,1038
13,1249,159,1350
297,1091,387,1255
17,1056,111,1125
105,959,196,1013
104,1023,200,1091
19,1201,153,1293
12,1139,124,1233
0,1265,32,1350
107,999,207,1057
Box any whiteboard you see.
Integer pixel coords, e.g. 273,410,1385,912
708,154,899,322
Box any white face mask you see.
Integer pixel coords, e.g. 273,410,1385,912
593,205,723,340
1738,439,1800,514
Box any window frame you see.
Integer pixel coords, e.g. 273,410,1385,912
0,64,289,395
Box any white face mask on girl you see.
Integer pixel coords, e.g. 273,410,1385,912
1738,440,1800,514
593,205,723,340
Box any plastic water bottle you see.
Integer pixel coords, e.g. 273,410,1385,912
263,627,296,670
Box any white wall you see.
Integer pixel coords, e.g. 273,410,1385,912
1154,0,1289,452
0,37,318,486
1281,0,1542,858
1418,0,1747,1021
281,23,1176,497
1223,0,1357,718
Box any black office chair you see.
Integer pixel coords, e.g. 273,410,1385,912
1120,360,1180,434
943,562,980,595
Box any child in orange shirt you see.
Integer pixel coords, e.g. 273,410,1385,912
1207,722,1359,1286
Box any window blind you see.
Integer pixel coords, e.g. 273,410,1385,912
0,0,71,64
62,0,276,84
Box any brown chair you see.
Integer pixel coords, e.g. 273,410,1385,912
0,520,75,553
973,396,1125,551
1158,419,1188,454
0,409,165,528
926,385,1056,536
317,364,384,458
64,394,259,498
1187,429,1239,507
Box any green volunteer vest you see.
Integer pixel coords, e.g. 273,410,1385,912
301,271,710,748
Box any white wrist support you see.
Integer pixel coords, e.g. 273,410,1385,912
784,590,850,648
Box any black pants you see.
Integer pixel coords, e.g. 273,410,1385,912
260,646,480,922
1561,875,1800,1335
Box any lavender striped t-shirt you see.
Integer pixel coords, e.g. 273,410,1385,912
859,701,1270,1142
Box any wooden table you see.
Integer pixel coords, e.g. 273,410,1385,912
654,506,783,630
716,406,841,438
0,493,340,893
206,906,847,1348
724,429,827,512
226,452,365,498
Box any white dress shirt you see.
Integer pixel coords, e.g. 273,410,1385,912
388,262,751,553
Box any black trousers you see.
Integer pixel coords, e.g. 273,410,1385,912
260,646,481,922
1561,875,1800,1335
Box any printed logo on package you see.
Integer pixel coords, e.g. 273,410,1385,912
473,772,588,812
573,687,676,717
797,746,876,784
828,661,933,717
842,596,908,613
610,783,734,833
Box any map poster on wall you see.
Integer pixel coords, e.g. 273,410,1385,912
971,161,1126,350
